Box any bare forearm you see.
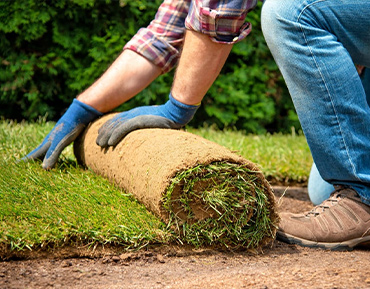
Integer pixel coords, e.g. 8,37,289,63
77,30,232,112
171,30,233,105
77,49,161,113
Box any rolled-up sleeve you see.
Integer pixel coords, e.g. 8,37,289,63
124,0,190,73
185,0,259,44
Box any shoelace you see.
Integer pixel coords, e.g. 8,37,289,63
307,197,339,217
306,186,348,217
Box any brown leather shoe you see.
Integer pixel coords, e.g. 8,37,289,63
277,186,370,250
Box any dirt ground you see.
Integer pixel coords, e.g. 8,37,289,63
1,186,369,289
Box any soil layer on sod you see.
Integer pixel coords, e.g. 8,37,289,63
74,114,279,249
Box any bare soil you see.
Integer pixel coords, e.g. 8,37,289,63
1,186,369,289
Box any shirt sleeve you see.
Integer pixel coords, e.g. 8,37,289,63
185,0,259,44
124,0,190,73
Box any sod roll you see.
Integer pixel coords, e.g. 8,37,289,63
74,114,278,249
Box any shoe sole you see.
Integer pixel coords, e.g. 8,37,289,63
277,231,370,251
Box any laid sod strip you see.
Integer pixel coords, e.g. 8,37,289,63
0,121,170,256
163,162,277,248
0,158,170,255
74,114,278,249
0,119,309,255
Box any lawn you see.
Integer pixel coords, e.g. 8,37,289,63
0,120,312,253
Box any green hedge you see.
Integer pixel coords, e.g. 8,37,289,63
0,0,300,133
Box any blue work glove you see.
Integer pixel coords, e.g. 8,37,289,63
22,99,103,169
96,93,200,147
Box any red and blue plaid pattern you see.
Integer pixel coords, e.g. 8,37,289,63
124,0,190,73
125,0,259,73
186,0,258,43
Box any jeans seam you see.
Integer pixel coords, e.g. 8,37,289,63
297,0,361,183
296,0,326,21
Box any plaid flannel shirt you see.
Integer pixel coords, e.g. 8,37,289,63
125,0,259,73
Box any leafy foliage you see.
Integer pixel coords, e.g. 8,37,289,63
0,0,162,120
0,1,300,133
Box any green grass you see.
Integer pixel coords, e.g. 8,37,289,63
0,120,170,252
163,162,277,249
188,127,312,184
0,120,312,254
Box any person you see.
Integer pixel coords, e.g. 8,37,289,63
261,0,370,250
308,67,370,205
22,0,190,169
26,0,370,251
22,0,256,169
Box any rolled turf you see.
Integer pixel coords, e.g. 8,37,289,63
74,114,279,249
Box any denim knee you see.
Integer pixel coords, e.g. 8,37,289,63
261,0,282,38
261,0,296,56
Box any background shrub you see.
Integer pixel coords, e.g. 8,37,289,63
0,0,300,133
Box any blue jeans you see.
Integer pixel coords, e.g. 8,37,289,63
309,68,370,205
261,0,370,205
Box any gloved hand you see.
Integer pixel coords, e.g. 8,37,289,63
96,93,200,147
21,99,103,169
